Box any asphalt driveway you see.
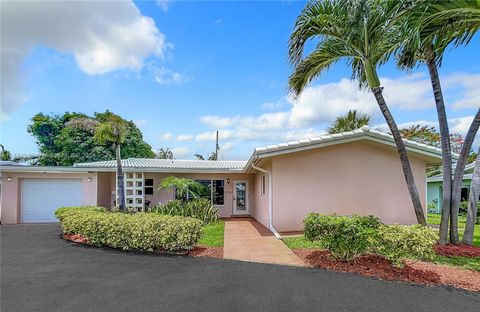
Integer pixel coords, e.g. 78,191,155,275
1,224,478,312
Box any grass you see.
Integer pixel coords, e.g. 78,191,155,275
282,235,324,250
434,255,480,272
427,213,480,247
198,221,225,247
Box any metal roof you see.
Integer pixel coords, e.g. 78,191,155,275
245,126,448,170
73,158,246,172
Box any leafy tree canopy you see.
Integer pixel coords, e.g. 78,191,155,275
28,111,155,166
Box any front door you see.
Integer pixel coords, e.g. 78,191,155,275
233,181,249,215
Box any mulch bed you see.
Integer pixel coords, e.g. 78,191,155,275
294,249,442,286
294,249,480,292
188,246,223,259
434,244,480,258
63,233,223,259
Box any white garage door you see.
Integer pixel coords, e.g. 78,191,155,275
22,179,83,223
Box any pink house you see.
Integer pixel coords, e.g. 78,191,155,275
0,127,443,233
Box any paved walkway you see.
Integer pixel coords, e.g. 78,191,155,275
223,218,305,266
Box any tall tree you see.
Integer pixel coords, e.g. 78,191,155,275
156,148,174,159
327,110,371,134
462,148,480,245
288,0,426,224
28,111,155,166
397,0,480,244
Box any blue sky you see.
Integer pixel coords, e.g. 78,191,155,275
1,0,479,160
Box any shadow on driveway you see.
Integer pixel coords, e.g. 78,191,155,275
1,224,478,312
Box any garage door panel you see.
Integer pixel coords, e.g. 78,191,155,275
22,179,83,223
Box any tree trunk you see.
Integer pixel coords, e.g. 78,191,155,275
462,148,480,245
116,144,126,212
426,59,452,244
372,87,426,225
450,108,480,244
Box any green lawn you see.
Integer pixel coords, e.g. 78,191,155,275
198,221,225,247
427,213,480,247
434,255,480,272
282,235,324,250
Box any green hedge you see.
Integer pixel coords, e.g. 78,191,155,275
150,198,219,224
304,213,381,261
55,206,203,252
370,224,438,267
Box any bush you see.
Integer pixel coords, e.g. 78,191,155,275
370,224,438,267
304,213,381,261
151,198,219,224
55,206,203,252
459,201,480,217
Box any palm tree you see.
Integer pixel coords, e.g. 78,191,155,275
157,147,174,159
67,113,129,212
289,0,426,225
462,149,480,245
327,110,371,134
93,115,128,212
0,144,11,161
397,0,480,244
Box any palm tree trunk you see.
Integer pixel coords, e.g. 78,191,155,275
462,148,480,245
426,58,452,244
450,108,480,244
372,87,426,225
116,144,126,212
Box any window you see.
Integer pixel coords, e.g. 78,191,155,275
144,179,154,195
461,187,469,201
261,175,266,196
175,179,224,205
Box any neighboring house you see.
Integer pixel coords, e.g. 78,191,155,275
0,127,444,233
427,163,476,213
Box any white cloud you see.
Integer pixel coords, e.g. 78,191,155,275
1,1,169,120
156,0,171,12
172,146,189,158
149,63,192,85
160,133,173,141
442,73,480,109
177,134,194,141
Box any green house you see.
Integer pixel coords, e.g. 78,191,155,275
427,163,475,213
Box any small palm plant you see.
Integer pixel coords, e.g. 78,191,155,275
159,176,204,202
289,0,427,224
327,110,371,134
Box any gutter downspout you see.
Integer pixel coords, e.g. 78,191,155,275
251,163,281,239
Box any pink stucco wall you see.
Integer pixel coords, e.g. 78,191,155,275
0,172,98,224
252,159,271,229
269,141,427,232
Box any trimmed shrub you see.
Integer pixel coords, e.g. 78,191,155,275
304,213,381,261
370,224,438,267
151,198,219,224
55,206,203,252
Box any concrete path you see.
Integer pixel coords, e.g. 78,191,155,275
223,218,305,266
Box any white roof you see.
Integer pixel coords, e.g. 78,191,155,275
73,158,246,172
245,126,448,170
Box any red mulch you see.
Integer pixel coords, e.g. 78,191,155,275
188,246,224,259
294,249,480,292
64,233,89,244
63,233,223,259
406,260,480,292
434,244,480,258
295,249,442,285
